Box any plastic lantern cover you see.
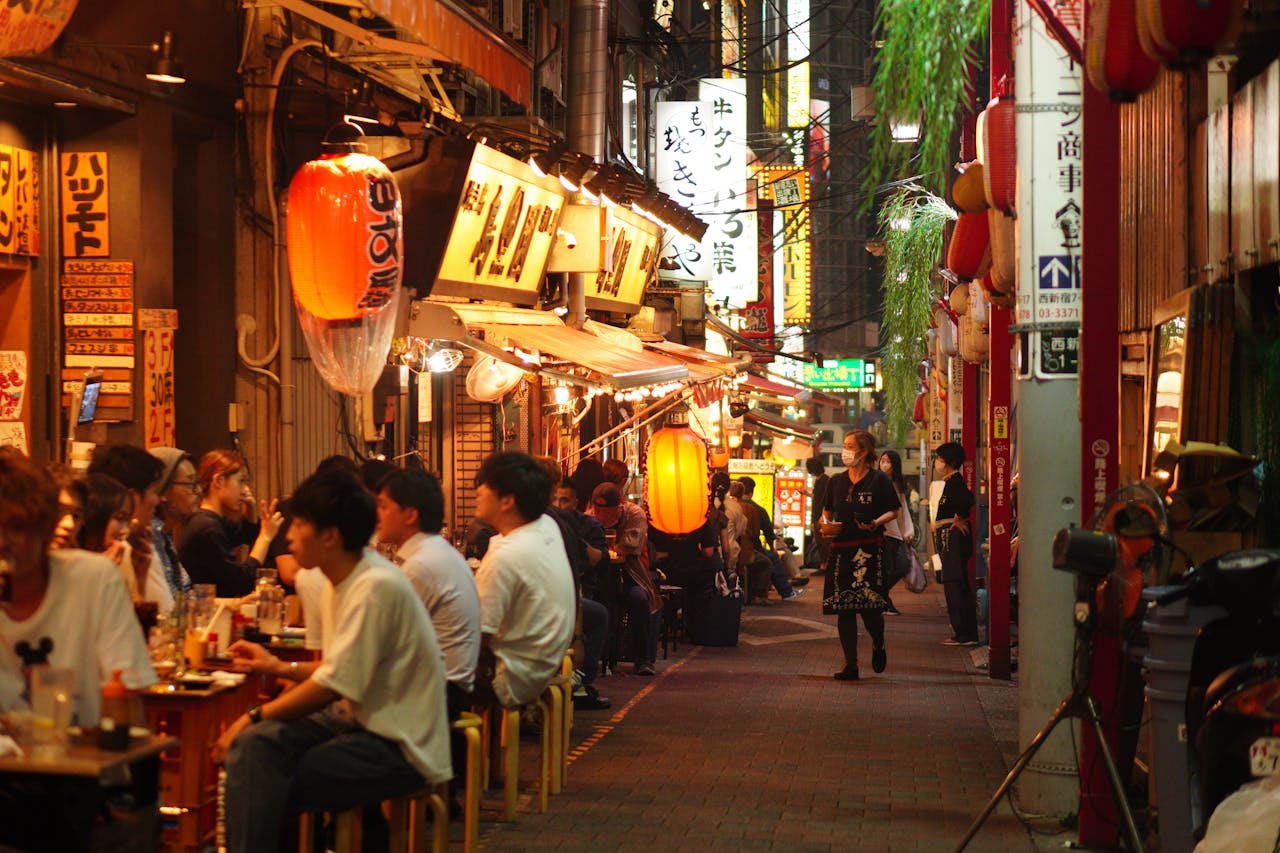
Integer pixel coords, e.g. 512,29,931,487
287,149,403,396
645,423,710,534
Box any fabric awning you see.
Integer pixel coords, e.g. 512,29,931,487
741,372,845,409
743,408,819,442
409,301,688,390
643,339,750,374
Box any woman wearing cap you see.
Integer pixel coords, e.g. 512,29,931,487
149,447,197,599
821,429,900,680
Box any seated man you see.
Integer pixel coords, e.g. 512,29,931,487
472,452,576,709
214,469,451,853
549,479,612,710
0,449,158,850
588,483,663,675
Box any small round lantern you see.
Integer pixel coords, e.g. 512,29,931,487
951,164,989,213
645,416,710,534
946,211,992,282
978,96,1017,214
287,143,403,322
1086,0,1161,101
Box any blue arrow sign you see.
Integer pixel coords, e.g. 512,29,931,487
1038,255,1077,289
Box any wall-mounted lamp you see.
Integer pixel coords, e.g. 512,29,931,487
528,141,569,178
146,32,185,84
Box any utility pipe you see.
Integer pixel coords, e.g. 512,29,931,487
565,0,609,328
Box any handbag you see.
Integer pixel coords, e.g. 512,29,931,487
904,548,928,594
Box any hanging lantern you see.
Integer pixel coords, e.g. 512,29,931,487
946,211,992,281
645,417,710,534
979,273,1017,310
1086,0,1161,101
987,209,1016,298
951,163,989,213
967,280,990,326
978,96,1017,214
1137,0,1243,66
286,143,403,396
950,281,970,316
708,447,731,469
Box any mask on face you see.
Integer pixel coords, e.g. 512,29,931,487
841,449,859,467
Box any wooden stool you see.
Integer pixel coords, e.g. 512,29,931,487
452,712,483,853
298,786,447,853
483,701,553,821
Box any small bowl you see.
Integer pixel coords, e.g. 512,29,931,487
820,521,843,538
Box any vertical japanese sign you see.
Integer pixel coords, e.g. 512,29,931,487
14,148,39,256
0,351,27,421
0,145,13,254
60,151,109,258
139,309,177,448
785,0,810,128
1015,6,1082,379
61,260,134,421
738,188,775,360
656,82,758,307
756,165,811,326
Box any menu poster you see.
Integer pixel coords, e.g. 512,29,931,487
140,309,177,448
0,421,26,455
776,473,806,527
0,351,27,420
61,259,135,421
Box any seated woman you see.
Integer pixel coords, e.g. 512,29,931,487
178,450,280,597
46,463,87,550
81,472,147,600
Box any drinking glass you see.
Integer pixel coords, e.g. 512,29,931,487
30,667,74,745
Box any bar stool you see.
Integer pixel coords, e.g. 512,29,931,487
482,699,553,821
658,585,686,659
298,786,448,853
451,712,483,853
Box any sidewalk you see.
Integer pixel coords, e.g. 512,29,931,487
477,580,1039,851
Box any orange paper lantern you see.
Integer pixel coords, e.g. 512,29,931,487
287,145,403,321
645,422,710,534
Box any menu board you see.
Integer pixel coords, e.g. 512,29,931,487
61,259,134,421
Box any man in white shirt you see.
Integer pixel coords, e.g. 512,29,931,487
472,452,576,709
376,469,480,709
214,469,451,853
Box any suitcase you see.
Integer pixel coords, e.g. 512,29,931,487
686,586,743,646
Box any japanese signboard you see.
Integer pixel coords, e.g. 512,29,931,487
736,193,775,359
0,351,27,420
0,145,38,256
755,165,811,325
586,205,662,313
61,259,134,420
728,457,775,520
776,472,806,526
656,82,758,305
802,358,876,389
0,0,79,57
785,0,810,128
432,143,565,304
1016,3,1082,378
140,309,177,448
61,151,109,258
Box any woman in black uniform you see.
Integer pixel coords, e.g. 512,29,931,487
821,428,900,680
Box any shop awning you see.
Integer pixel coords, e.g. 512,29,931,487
409,301,688,390
741,372,845,409
743,408,819,442
643,339,751,374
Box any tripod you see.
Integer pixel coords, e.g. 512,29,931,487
955,594,1145,852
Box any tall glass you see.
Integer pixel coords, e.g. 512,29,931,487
30,667,73,745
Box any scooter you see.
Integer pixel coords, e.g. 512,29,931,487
1155,548,1280,838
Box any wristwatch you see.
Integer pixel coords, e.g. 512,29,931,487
247,704,264,724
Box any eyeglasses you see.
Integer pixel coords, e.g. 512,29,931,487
171,480,202,493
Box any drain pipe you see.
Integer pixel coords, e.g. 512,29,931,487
565,0,609,328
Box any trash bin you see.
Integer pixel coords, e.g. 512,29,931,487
1141,587,1227,853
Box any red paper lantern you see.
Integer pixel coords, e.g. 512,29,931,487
978,97,1017,215
287,145,403,322
1137,0,1243,65
1087,0,1162,100
946,211,992,282
645,421,710,534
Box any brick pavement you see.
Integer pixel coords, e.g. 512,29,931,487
474,578,1039,851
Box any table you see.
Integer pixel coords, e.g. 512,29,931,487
143,677,260,852
0,734,177,850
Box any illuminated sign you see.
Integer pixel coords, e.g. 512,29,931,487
785,0,810,128
587,205,662,312
781,207,810,323
656,99,714,282
802,358,878,389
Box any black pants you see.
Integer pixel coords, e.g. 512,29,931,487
943,578,979,642
837,610,885,670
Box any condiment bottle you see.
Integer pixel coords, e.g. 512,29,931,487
101,669,131,730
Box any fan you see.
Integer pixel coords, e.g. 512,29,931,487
465,355,526,402
1091,482,1172,631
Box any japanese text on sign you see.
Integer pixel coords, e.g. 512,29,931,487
776,474,806,527
60,152,110,258
144,326,176,448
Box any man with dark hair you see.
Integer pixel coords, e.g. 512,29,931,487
589,482,662,674
932,442,978,646
472,452,575,708
215,469,451,852
738,477,804,600
88,444,172,609
804,457,831,570
376,469,480,706
550,481,612,710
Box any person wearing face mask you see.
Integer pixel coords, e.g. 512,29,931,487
820,429,901,681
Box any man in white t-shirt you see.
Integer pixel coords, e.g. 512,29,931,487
213,469,451,853
473,452,576,709
0,449,158,851
376,468,480,707
0,449,158,726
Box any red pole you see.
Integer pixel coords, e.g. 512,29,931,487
1077,1,1123,843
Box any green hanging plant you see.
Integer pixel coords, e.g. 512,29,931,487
861,0,990,210
879,187,955,445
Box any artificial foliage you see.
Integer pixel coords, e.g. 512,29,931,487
862,0,990,210
878,188,955,445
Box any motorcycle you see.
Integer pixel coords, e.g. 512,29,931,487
1155,548,1280,839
